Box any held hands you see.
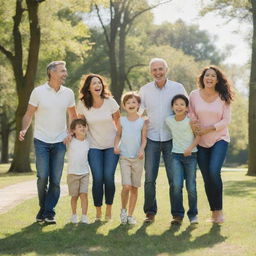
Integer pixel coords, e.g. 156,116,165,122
114,146,120,155
19,130,27,141
191,120,214,136
63,132,73,145
183,148,192,157
137,150,144,160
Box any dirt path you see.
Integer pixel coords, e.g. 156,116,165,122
0,180,68,214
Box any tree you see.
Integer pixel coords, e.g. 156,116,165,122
200,0,255,176
92,0,172,103
148,19,225,64
0,0,42,172
0,63,16,163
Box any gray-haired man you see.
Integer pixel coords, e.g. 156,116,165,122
19,61,77,224
139,58,187,223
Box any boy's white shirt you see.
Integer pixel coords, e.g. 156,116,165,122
67,137,90,175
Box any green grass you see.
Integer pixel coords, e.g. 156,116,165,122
0,168,255,256
0,164,36,189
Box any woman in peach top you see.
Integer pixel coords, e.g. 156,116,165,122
189,66,233,223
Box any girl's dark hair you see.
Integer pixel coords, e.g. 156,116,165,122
171,94,189,107
70,118,87,131
197,66,234,104
79,74,111,109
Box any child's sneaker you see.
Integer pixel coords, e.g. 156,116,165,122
81,215,89,224
70,214,78,224
120,209,127,224
127,216,136,225
190,216,198,224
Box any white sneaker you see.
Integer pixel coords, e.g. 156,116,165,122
120,209,127,224
81,215,89,224
70,214,78,224
127,216,136,225
190,216,198,224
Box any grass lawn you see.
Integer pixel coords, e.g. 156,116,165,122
0,167,255,256
0,164,36,189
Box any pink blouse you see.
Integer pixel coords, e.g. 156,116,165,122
189,89,231,148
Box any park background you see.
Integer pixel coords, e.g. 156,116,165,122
0,0,255,173
0,1,256,256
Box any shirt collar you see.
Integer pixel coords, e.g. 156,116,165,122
154,79,168,89
45,82,64,92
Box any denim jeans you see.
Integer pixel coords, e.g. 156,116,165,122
144,138,172,215
34,138,66,218
197,140,228,211
170,153,198,219
88,148,119,207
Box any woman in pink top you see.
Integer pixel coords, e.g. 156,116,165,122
189,66,233,224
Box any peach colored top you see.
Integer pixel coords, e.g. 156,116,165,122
189,89,231,148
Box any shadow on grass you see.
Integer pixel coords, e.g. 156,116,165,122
0,221,226,256
224,179,256,198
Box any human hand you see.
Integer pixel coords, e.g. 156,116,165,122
137,151,144,160
183,149,192,157
114,147,120,155
63,133,73,145
19,130,27,141
190,120,200,135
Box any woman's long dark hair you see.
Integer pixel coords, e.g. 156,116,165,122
79,74,111,109
197,66,234,104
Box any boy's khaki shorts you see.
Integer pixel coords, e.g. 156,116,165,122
119,156,144,187
67,173,89,196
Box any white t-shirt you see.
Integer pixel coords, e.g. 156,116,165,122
29,83,75,143
77,97,119,149
67,138,90,175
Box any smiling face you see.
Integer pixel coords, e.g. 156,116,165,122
73,123,87,139
150,61,168,85
172,98,188,117
89,77,103,98
123,96,140,114
203,68,218,90
50,64,67,85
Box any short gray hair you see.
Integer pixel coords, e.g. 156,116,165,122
47,61,66,78
149,58,168,69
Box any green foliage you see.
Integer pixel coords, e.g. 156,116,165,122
200,0,252,20
36,0,92,88
226,90,248,164
148,20,224,64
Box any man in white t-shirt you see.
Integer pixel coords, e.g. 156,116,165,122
19,61,77,224
139,58,187,223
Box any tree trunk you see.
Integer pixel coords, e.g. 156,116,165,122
247,0,256,176
9,0,41,173
9,98,33,172
117,24,126,103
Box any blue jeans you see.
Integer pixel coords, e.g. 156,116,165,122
170,153,198,219
144,138,172,215
34,138,66,218
88,148,119,207
197,140,228,211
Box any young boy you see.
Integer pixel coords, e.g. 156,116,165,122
114,92,148,224
67,118,90,224
165,94,199,225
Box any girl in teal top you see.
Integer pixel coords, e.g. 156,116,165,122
165,94,199,225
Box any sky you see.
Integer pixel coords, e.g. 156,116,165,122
152,0,252,66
